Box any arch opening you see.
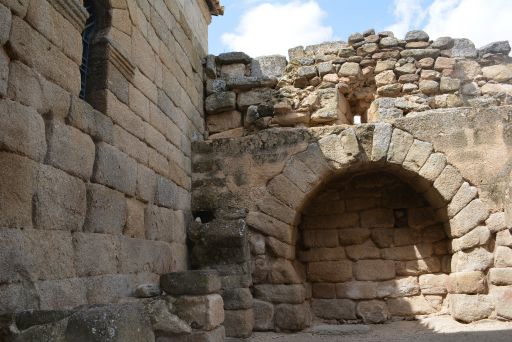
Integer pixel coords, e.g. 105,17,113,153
298,169,451,323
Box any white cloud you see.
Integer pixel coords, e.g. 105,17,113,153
385,0,428,38
387,0,512,48
221,0,333,57
423,0,512,48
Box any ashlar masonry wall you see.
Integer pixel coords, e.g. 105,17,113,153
0,0,211,314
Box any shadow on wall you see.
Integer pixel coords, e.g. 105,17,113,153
298,168,451,324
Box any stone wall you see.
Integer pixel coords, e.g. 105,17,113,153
203,29,511,138
192,105,512,334
301,171,450,323
0,0,211,315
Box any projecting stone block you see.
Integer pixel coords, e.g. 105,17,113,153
0,99,46,161
46,120,95,180
450,294,493,323
34,164,86,231
160,270,221,296
174,294,224,331
83,183,127,235
0,152,39,229
311,299,356,320
355,260,395,281
93,142,137,196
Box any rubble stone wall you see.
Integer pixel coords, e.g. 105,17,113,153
0,0,210,315
203,29,512,139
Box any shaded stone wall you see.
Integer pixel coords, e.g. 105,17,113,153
203,29,511,139
301,171,450,323
0,0,211,315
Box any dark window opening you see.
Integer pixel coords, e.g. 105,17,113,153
80,0,96,100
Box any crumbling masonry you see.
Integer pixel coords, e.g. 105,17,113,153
0,0,512,341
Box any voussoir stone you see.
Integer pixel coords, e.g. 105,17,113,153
449,199,489,237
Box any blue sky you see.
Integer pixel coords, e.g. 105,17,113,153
208,0,512,57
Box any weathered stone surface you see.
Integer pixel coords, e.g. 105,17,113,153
356,300,389,323
495,246,512,268
450,294,493,323
377,276,420,298
336,281,377,300
447,182,477,217
0,99,46,162
34,164,86,231
254,284,306,304
447,271,487,294
275,303,311,331
419,274,448,294
492,286,512,320
433,165,463,202
253,299,274,331
93,142,137,196
217,52,251,65
247,211,293,244
205,92,236,115
419,80,439,95
452,226,490,251
451,247,494,272
419,153,446,182
400,49,440,60
346,240,380,260
237,88,272,111
403,140,433,171
338,62,362,77
371,122,392,161
387,129,414,164
387,296,436,316
449,199,489,237
65,303,154,341
339,228,371,246
312,299,356,320
224,309,253,338
451,38,478,58
145,205,186,243
405,30,429,42
155,176,190,211
175,294,224,331
375,70,396,87
252,55,287,78
497,229,512,246
207,110,242,133
439,77,460,93
308,260,353,283
486,212,506,233
355,260,395,281
135,284,161,298
318,129,360,169
161,270,221,296
73,232,118,277
222,288,253,310
482,64,512,82
83,183,126,235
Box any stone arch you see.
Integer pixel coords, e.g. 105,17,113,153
247,123,502,330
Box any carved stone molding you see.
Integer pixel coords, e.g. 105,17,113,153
105,38,135,81
49,0,89,31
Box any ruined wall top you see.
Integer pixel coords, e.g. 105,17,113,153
203,29,512,140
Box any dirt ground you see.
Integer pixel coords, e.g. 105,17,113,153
237,316,512,342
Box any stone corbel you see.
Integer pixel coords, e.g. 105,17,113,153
49,0,89,32
105,38,135,81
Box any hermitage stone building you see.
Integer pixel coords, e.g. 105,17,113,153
0,0,512,340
